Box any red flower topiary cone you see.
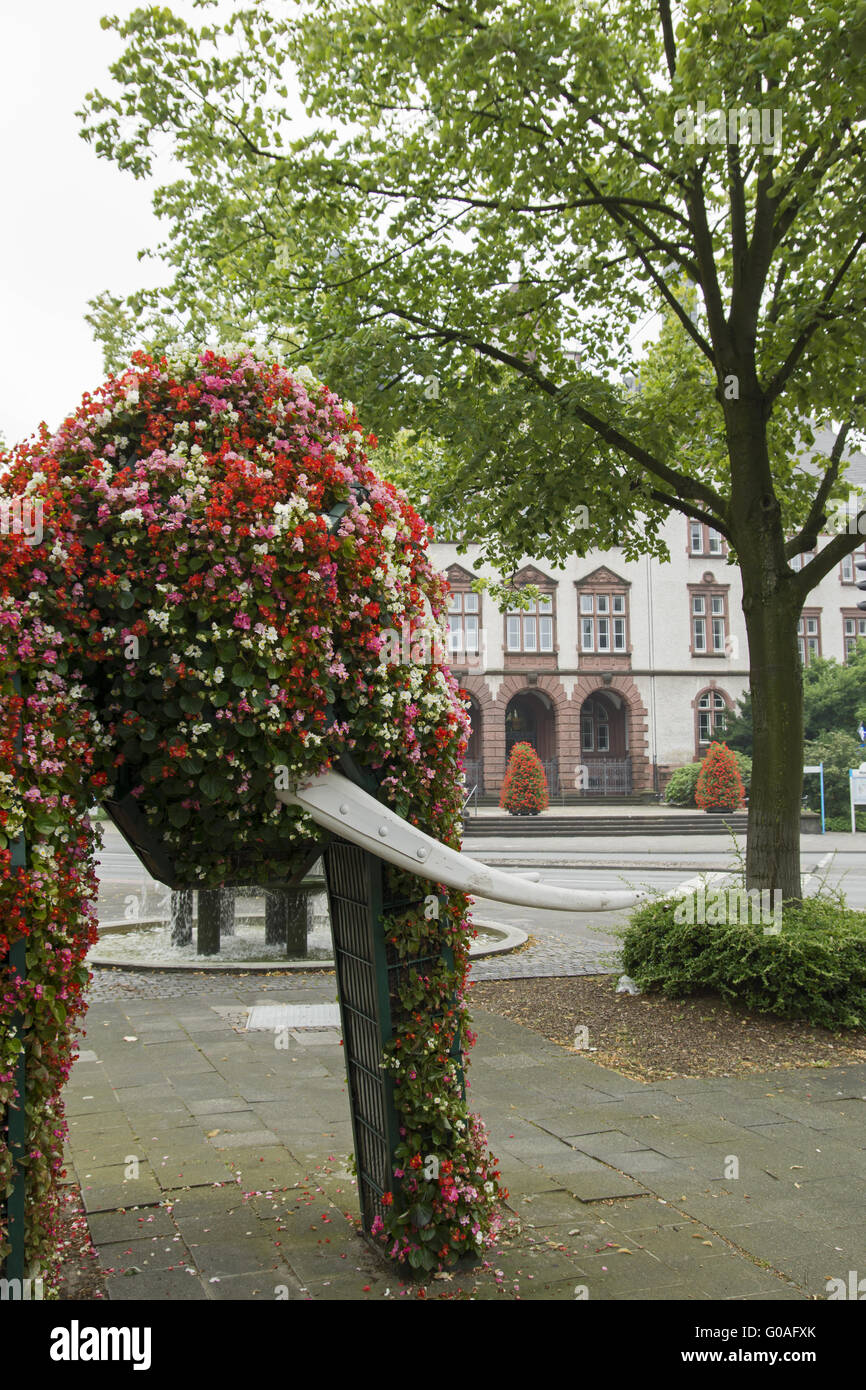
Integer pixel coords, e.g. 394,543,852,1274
695,741,745,812
500,742,549,815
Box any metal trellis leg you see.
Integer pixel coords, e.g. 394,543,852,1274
323,839,401,1235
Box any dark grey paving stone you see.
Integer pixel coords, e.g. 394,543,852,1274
64,1095,122,1117
690,1257,801,1298
87,1208,176,1244
81,1179,163,1213
736,1287,810,1300
69,1136,149,1167
205,1269,306,1300
97,1235,191,1274
509,1191,584,1227
208,1130,285,1151
498,1167,570,1196
567,1132,649,1159
187,1097,255,1117
637,1226,741,1268
574,1250,685,1296
613,1151,694,1178
561,1169,646,1201
153,1159,235,1191
616,1284,710,1300
161,1188,253,1220
106,1268,208,1301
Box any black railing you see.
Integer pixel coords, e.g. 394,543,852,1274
542,758,561,799
578,757,633,796
463,759,483,794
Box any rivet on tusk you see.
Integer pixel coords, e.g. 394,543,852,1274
416,847,428,860
339,803,349,815
378,825,388,838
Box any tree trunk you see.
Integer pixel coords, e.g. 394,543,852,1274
726,388,804,903
741,571,803,901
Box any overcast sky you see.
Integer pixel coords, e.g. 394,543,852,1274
0,2,174,445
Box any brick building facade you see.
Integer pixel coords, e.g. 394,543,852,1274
432,467,866,801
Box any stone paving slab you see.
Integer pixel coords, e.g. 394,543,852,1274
57,975,866,1300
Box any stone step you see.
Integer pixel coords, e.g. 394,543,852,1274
463,814,749,836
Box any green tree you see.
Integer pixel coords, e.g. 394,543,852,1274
803,728,863,819
79,1,866,899
723,643,866,754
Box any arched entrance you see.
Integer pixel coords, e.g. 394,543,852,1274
578,690,632,795
504,690,558,793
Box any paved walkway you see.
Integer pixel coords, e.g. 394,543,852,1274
61,968,865,1301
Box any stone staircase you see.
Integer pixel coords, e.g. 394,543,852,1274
463,811,749,836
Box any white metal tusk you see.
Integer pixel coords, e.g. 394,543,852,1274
277,770,644,912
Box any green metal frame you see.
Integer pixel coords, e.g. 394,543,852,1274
324,839,402,1233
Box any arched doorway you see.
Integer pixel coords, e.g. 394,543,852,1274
504,691,559,794
578,690,632,795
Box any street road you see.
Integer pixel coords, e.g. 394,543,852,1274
92,821,862,956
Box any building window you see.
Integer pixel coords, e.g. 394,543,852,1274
581,698,610,752
789,549,816,573
578,591,628,653
689,521,726,557
696,689,729,751
841,546,866,584
843,614,866,660
797,611,821,665
447,589,480,657
690,588,728,654
505,593,554,653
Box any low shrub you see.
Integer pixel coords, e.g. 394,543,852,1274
823,812,866,832
621,889,866,1030
664,762,701,806
665,752,751,807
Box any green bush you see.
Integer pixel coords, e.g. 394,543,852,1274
824,811,866,832
621,890,866,1029
664,753,751,807
664,762,701,806
803,730,864,820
